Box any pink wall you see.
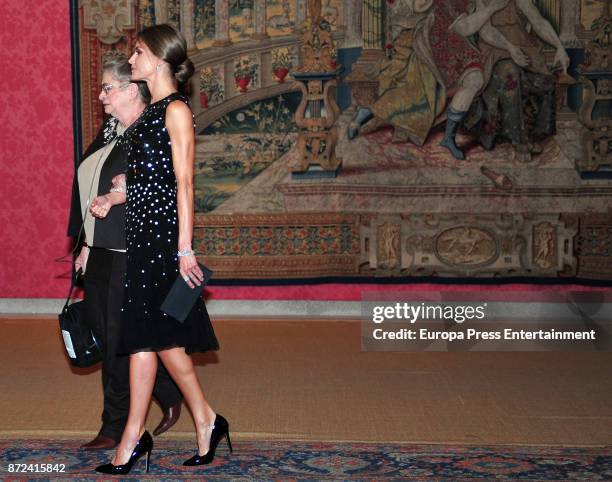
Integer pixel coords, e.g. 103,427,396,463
0,0,74,298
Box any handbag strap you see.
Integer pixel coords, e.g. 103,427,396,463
66,133,119,282
73,140,115,255
63,268,83,309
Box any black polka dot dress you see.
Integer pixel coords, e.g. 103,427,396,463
117,92,218,355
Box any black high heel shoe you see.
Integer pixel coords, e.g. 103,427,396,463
95,430,153,475
183,414,233,466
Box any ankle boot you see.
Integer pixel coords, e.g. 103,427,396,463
440,107,467,160
348,107,374,140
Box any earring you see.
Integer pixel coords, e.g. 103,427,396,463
156,64,162,72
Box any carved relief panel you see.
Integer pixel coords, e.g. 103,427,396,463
81,0,137,44
360,214,577,277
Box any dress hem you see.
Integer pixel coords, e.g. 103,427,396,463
118,343,219,356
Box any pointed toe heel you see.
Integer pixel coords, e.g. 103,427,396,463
182,414,232,466
94,430,153,475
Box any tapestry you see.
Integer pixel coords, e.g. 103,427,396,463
73,0,612,281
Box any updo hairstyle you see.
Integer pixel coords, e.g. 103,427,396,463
138,24,194,86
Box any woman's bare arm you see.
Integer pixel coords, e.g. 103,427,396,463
166,100,203,288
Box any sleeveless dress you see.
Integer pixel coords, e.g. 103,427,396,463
117,92,219,355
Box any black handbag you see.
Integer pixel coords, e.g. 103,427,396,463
58,270,102,368
161,264,213,322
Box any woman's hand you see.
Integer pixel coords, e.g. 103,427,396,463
75,246,90,274
111,174,126,192
90,195,112,218
179,254,204,289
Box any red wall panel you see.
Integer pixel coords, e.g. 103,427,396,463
0,0,74,298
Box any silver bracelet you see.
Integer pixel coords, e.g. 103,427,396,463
177,249,195,257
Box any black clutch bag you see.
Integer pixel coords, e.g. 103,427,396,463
161,264,213,322
58,270,102,368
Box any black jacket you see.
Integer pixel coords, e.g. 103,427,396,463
67,117,126,249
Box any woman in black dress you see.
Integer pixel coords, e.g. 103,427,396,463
96,25,229,475
69,57,183,451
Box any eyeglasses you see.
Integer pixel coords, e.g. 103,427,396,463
100,82,130,95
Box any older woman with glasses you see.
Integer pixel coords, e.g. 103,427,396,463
67,56,183,451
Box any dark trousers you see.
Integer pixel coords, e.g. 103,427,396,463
83,248,182,441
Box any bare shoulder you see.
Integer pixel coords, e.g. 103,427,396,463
166,99,193,131
166,99,192,118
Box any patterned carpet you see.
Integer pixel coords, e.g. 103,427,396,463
0,439,610,480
